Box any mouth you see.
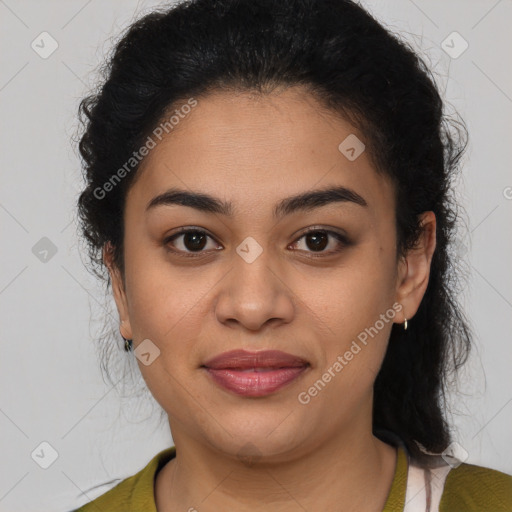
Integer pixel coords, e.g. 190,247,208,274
201,349,310,397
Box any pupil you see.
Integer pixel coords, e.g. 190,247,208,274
307,231,327,251
185,232,206,251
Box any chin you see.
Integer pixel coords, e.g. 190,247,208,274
198,413,310,462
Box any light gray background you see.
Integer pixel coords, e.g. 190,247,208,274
1,0,511,510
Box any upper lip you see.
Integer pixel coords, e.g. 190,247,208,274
202,349,309,370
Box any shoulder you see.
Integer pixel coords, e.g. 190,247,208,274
440,461,512,511
72,446,176,512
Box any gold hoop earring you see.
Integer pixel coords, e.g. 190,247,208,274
403,318,408,331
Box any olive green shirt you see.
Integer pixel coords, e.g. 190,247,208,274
74,444,512,511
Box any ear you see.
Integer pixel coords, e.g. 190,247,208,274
394,211,436,324
103,242,133,340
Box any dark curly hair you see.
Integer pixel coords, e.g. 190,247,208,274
76,0,472,465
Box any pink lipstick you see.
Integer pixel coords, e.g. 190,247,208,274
202,349,309,397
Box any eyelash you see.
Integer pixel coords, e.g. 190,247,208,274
163,226,351,259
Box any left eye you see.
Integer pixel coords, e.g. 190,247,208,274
164,227,349,257
289,228,349,255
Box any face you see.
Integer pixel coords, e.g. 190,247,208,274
106,86,435,462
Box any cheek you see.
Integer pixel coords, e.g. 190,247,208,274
309,252,393,329
124,242,210,335
309,251,395,377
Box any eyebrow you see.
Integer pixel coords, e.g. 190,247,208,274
145,185,368,219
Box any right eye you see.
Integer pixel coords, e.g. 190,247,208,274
164,228,222,257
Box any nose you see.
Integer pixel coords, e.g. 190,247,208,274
214,251,295,332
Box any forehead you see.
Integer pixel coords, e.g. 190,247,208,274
125,88,395,222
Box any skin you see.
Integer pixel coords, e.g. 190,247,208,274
104,86,436,511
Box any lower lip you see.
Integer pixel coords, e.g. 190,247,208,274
204,366,308,397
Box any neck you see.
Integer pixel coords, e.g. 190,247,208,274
155,420,397,512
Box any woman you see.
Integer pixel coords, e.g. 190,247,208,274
73,0,512,510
